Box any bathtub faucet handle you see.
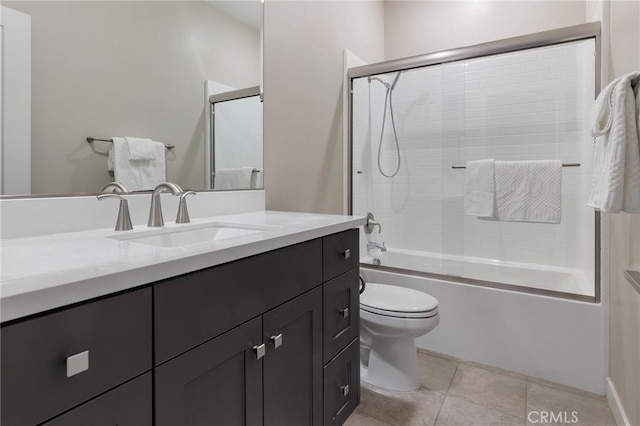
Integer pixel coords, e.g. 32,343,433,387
364,213,382,234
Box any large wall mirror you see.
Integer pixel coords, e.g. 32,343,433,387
0,0,262,196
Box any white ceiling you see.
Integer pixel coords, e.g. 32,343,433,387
206,1,262,31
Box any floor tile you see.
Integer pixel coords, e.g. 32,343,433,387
526,382,616,426
526,376,606,402
448,363,526,419
435,395,523,426
357,384,446,426
418,352,458,392
345,411,394,426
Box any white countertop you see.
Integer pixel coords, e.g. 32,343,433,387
1,211,365,323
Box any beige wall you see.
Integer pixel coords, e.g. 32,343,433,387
384,1,586,60
607,1,640,424
263,0,384,213
5,1,260,194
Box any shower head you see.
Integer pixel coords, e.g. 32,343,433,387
368,72,402,91
390,71,401,91
368,76,391,89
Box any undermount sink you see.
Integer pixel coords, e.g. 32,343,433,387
108,222,274,248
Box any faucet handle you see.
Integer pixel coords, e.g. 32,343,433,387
97,194,133,231
176,191,196,224
364,213,382,234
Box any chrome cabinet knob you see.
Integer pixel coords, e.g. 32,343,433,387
270,333,283,349
340,384,350,396
66,350,89,378
97,194,133,231
342,249,351,259
253,343,266,359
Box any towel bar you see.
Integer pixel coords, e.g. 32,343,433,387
211,169,260,175
87,137,175,150
451,162,580,169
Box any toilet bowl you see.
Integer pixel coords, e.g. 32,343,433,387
360,283,440,392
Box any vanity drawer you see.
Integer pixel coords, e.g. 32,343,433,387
1,288,152,426
42,373,152,426
323,338,360,426
155,238,322,364
323,268,359,362
323,229,359,281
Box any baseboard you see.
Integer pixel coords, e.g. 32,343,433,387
606,377,631,426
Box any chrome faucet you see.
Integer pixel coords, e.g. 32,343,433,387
101,182,129,193
148,182,183,227
97,194,133,231
367,241,387,252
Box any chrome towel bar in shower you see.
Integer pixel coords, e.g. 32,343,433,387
451,163,580,169
211,169,260,175
86,137,175,150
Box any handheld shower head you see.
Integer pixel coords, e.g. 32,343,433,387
390,71,401,91
368,76,391,89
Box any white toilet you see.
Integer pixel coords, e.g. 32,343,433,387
360,283,440,392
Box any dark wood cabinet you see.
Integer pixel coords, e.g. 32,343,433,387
1,288,152,426
323,268,360,362
42,373,152,426
1,229,360,426
263,287,323,426
155,317,263,426
323,340,360,426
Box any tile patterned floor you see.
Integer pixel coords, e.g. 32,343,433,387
345,350,616,426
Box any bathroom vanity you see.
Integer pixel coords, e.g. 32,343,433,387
1,211,363,426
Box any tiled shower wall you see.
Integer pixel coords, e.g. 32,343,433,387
352,40,595,284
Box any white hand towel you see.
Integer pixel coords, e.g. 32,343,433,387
588,72,640,213
107,144,115,172
494,160,562,223
213,167,254,190
112,137,166,191
125,137,163,161
464,159,495,218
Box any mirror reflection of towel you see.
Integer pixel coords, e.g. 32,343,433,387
214,167,254,190
111,137,166,191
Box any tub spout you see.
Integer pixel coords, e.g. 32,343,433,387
367,241,387,252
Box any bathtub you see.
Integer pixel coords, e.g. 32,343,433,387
362,248,594,299
360,264,606,395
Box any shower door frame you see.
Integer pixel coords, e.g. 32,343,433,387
347,22,602,303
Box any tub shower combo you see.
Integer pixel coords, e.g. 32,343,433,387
348,23,607,394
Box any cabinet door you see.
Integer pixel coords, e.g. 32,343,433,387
155,317,263,426
263,287,323,426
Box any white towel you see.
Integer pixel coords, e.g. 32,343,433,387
111,137,166,191
125,137,163,161
464,159,495,218
588,72,640,213
213,167,254,190
494,160,562,223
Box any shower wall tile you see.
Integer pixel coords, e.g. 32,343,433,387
352,39,595,286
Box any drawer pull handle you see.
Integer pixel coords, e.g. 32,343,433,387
253,344,266,360
270,333,283,349
340,384,350,396
342,249,351,259
339,307,350,318
66,350,89,378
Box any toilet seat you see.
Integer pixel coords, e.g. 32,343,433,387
361,283,439,319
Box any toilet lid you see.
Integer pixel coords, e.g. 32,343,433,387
361,283,438,317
